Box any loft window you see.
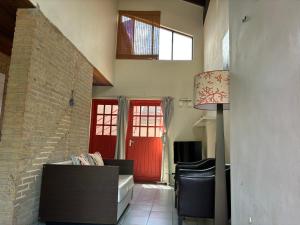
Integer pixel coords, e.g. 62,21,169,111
116,11,193,61
159,28,193,60
117,11,160,59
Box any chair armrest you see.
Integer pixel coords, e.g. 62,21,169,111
176,159,206,165
178,167,215,177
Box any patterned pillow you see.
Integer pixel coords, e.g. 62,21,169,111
85,153,96,165
89,152,104,166
78,154,90,165
71,155,81,165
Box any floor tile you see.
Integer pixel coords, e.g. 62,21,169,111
119,183,210,225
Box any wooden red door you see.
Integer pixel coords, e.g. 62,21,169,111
126,100,163,182
89,99,118,159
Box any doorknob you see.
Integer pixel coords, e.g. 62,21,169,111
129,139,135,147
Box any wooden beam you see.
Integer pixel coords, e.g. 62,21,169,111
0,35,12,55
183,0,206,7
93,67,112,86
203,0,210,23
0,0,35,56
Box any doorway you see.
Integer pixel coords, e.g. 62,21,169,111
126,100,163,182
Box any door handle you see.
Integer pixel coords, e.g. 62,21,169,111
129,139,135,147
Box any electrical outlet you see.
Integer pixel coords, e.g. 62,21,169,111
249,217,253,224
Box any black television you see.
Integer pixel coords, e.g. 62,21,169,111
173,141,202,164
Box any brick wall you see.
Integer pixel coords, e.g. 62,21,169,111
0,9,93,225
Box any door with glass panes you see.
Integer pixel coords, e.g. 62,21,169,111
89,99,118,159
126,100,163,182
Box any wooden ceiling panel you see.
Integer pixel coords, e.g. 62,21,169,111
0,0,34,56
183,0,206,7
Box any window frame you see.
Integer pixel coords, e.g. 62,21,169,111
116,11,161,60
116,11,193,61
94,101,119,137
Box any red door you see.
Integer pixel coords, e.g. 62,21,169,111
126,100,163,182
89,99,118,159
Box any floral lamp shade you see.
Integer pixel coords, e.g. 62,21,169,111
194,70,230,110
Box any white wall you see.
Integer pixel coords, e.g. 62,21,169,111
30,0,118,83
230,1,300,224
93,0,205,177
203,0,230,162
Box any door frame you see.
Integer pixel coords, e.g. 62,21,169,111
126,99,163,182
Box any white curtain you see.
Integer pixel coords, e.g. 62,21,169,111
114,96,129,159
161,97,174,184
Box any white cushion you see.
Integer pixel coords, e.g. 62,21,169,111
118,175,134,203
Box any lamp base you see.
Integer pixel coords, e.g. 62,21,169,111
214,104,228,225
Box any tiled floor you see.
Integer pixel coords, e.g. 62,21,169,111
118,184,214,225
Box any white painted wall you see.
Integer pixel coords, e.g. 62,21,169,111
30,0,118,83
203,0,230,162
93,0,205,178
230,1,300,224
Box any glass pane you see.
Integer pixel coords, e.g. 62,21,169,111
103,126,111,135
148,117,155,126
112,105,119,115
134,106,141,115
111,116,117,125
133,116,140,126
140,127,147,137
149,106,156,115
148,127,155,137
104,115,111,125
111,126,117,136
97,115,103,125
96,126,103,135
134,20,153,55
156,116,163,126
159,28,172,60
156,127,163,137
156,106,162,116
97,105,104,114
105,105,112,114
141,106,148,115
141,116,148,126
133,127,140,137
173,33,193,60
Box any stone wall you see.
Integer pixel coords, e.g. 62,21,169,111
0,9,93,225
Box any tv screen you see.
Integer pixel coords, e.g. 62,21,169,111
173,141,202,164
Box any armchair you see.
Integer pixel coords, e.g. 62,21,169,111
177,167,231,225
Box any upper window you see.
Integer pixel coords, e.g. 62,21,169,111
159,28,193,60
116,11,193,61
117,11,160,60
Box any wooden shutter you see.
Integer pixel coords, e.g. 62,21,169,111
116,11,161,60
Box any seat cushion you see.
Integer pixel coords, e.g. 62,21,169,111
118,175,134,203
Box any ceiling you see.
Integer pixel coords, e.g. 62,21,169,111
183,0,210,22
0,0,34,55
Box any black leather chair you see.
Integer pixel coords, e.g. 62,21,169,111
174,159,216,208
174,158,215,191
177,166,231,225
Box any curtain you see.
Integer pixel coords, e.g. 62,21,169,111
114,96,129,159
160,97,174,184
